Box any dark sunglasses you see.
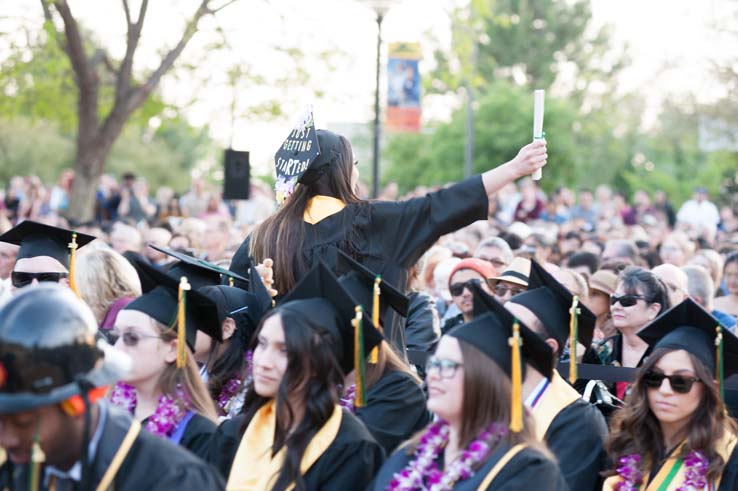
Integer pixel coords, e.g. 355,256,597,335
449,279,481,297
610,293,648,307
490,282,525,298
11,271,69,288
108,330,161,347
643,370,700,394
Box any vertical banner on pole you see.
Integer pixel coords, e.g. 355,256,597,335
386,42,421,133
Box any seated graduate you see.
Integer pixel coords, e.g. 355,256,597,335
604,298,738,491
205,262,385,490
372,312,567,490
0,221,94,294
149,245,273,419
107,257,221,456
0,285,224,491
336,250,430,454
502,260,608,491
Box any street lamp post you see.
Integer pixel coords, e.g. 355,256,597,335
360,0,397,198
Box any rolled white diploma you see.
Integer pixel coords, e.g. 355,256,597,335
532,89,545,180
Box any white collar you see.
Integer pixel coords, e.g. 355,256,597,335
524,377,550,409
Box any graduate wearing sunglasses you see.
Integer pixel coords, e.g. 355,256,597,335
604,298,738,490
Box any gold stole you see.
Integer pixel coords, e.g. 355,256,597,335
476,444,528,490
226,401,343,491
530,372,581,441
602,432,738,491
303,196,346,225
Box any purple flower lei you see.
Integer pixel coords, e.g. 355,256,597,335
614,450,709,491
386,419,508,491
109,382,190,438
216,350,253,414
339,384,357,412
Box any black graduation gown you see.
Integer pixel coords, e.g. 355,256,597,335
229,176,489,351
0,404,224,491
372,441,568,490
204,408,385,489
355,370,431,455
544,399,608,491
178,413,217,457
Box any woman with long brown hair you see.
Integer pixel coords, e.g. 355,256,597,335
229,116,547,351
372,313,567,490
108,258,221,455
604,298,738,490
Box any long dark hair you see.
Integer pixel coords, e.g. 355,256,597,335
205,320,251,408
606,347,738,483
249,132,362,293
239,304,344,491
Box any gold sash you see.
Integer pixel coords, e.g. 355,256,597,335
226,401,343,491
303,196,346,225
603,432,738,491
531,372,581,441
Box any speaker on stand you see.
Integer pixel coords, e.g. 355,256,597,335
223,149,250,200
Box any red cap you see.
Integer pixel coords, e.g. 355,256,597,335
449,258,497,284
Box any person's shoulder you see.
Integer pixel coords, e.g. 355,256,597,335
336,409,380,445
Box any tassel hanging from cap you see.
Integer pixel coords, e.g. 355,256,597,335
228,276,234,287
716,324,724,401
509,319,523,433
568,295,580,384
352,306,366,407
68,232,80,298
369,276,382,364
30,419,45,491
177,277,191,369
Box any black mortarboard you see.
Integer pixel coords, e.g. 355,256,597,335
638,298,738,378
337,250,409,320
274,107,322,203
198,285,268,345
0,220,95,269
470,282,554,378
124,258,221,354
509,260,596,349
279,261,383,375
150,244,247,290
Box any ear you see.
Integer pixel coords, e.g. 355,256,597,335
60,276,71,288
163,338,178,364
545,338,559,356
647,302,662,320
222,318,237,341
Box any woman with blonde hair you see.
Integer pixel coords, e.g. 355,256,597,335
74,247,142,327
108,259,221,455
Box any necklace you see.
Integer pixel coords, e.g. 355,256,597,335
216,350,253,416
339,384,357,412
109,382,190,438
614,450,709,491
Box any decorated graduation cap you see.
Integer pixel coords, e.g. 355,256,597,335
508,260,596,383
638,298,738,400
279,261,383,406
336,250,408,363
447,313,527,432
470,281,554,379
150,244,248,290
124,257,221,367
0,220,95,295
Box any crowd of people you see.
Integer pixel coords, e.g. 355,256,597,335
1,123,738,491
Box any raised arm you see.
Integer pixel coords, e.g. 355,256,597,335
482,140,547,198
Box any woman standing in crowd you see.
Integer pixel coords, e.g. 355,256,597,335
714,252,738,317
205,263,385,489
230,117,547,350
604,299,738,489
372,313,567,490
109,259,221,455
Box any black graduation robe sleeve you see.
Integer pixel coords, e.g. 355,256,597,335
404,291,441,353
718,444,738,491
480,447,568,491
201,415,245,479
370,176,488,268
355,370,431,455
228,236,251,290
544,399,609,491
179,413,217,457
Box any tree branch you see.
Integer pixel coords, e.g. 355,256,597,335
207,0,239,14
39,0,53,22
116,0,149,105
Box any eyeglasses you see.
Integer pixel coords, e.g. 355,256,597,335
108,330,161,347
11,271,69,288
491,282,526,298
449,279,481,297
610,293,648,307
643,370,700,394
426,356,463,379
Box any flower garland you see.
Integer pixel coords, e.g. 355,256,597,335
339,384,357,412
386,420,508,491
109,382,190,438
614,450,709,491
216,350,253,415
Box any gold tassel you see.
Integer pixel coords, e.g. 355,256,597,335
717,324,724,401
509,319,523,432
68,232,80,298
228,276,234,287
369,276,382,364
352,306,366,407
176,277,191,369
569,295,580,384
30,420,45,491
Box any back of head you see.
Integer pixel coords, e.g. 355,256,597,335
682,265,714,309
